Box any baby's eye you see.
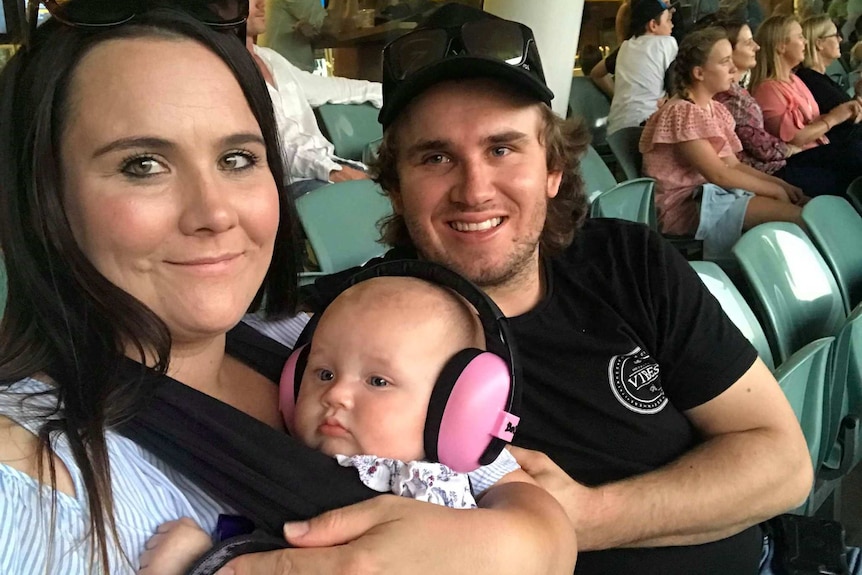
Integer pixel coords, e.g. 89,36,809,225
315,369,334,382
368,376,389,388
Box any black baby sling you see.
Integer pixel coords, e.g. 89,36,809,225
118,322,377,574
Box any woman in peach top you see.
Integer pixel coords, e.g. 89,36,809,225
641,27,806,258
751,14,862,196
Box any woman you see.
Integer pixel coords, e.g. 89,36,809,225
751,15,862,197
798,14,862,142
640,27,806,259
713,17,853,195
0,2,576,574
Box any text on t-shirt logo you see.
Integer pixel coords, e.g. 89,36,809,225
607,347,667,414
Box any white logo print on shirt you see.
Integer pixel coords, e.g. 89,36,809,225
608,347,667,414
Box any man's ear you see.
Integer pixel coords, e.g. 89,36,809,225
647,18,660,34
546,170,563,199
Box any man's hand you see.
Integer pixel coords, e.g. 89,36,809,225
329,165,370,183
217,487,577,575
509,445,605,549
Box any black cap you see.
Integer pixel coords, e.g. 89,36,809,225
630,0,676,35
379,3,554,129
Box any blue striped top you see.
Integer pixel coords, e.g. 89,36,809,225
0,377,228,575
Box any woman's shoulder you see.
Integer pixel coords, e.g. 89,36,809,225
642,98,719,147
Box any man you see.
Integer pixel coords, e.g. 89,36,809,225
306,4,815,574
246,0,380,196
261,0,328,72
606,0,678,135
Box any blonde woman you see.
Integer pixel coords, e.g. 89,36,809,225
712,16,850,195
640,28,806,258
751,14,862,195
798,14,862,142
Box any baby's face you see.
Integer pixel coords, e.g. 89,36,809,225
293,296,457,461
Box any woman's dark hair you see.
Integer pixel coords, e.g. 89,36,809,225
692,12,747,48
372,97,590,259
0,6,300,572
670,27,731,98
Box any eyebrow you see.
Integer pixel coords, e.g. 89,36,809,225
92,132,266,158
404,130,531,157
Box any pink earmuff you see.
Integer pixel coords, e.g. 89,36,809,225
279,344,307,435
433,350,519,472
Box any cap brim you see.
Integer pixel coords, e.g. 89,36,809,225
379,56,555,128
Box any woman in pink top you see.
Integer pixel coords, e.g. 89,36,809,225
750,15,862,196
641,28,805,257
751,15,861,147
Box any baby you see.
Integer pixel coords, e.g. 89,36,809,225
138,276,530,575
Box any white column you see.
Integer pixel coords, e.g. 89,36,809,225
483,0,585,117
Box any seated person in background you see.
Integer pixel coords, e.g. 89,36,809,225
138,274,541,575
261,0,329,73
713,16,847,194
799,14,862,142
589,0,632,97
751,14,862,197
640,27,806,258
247,0,382,197
589,47,618,97
607,0,678,134
579,44,604,76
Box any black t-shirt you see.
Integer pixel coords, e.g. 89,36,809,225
305,219,762,574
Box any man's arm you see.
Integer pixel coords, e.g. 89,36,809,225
589,59,614,98
219,485,578,575
513,357,813,550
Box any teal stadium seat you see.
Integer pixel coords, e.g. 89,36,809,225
295,180,393,275
567,77,612,159
689,260,775,370
802,195,862,314
820,305,862,482
774,337,833,479
580,145,617,204
732,223,846,364
315,102,383,162
606,126,644,180
847,176,862,216
590,178,657,231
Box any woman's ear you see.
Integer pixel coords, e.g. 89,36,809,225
692,65,705,82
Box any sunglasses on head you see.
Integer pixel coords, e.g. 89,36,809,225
26,0,249,47
383,19,541,81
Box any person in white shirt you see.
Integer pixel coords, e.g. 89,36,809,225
247,0,382,197
607,0,678,135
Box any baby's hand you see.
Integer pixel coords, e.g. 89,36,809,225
138,517,212,575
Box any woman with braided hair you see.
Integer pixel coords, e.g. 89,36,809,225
640,27,807,258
